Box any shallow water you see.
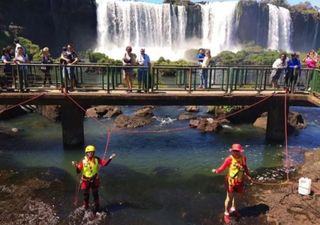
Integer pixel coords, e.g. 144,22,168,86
0,105,319,224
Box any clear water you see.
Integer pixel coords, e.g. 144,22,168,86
0,105,319,224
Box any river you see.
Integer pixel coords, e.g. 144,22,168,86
0,105,319,225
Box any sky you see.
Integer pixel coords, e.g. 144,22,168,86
143,0,320,7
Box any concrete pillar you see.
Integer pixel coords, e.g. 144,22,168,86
61,102,85,147
266,97,288,143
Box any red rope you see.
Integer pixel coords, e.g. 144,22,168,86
284,90,290,182
0,93,45,114
218,93,275,120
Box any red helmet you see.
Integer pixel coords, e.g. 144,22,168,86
229,143,244,153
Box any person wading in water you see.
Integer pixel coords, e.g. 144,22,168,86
212,143,253,224
72,145,116,212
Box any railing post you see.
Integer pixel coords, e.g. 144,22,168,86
188,67,192,93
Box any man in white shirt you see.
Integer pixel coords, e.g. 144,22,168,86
137,48,151,93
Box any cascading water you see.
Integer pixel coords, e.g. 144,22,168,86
95,0,240,60
200,1,239,54
96,0,188,60
267,4,292,51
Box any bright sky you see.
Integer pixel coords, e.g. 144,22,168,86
143,0,320,7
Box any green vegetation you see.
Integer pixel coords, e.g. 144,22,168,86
86,50,122,64
290,2,320,17
17,37,41,61
213,45,282,66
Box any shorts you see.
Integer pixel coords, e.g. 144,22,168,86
227,183,244,193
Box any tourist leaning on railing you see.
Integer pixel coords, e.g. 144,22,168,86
285,53,301,93
13,46,29,92
201,50,211,89
304,50,318,91
1,46,14,90
270,53,287,89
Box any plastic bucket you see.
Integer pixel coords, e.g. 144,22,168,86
298,177,312,195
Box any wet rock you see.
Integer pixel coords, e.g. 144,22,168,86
189,118,222,133
253,113,268,129
178,113,196,120
37,105,61,122
114,114,154,128
86,106,122,118
288,112,306,130
185,106,199,112
133,106,154,117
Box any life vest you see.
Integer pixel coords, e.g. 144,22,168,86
82,156,99,178
228,155,245,186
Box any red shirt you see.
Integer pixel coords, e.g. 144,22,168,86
215,155,250,176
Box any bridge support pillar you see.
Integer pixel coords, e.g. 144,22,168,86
61,102,85,147
266,97,288,143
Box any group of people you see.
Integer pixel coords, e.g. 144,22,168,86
73,143,251,225
122,46,151,93
1,39,30,91
270,50,319,92
0,39,80,92
196,48,212,89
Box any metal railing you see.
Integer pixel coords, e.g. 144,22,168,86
0,62,319,94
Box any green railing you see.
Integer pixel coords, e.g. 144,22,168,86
0,63,319,94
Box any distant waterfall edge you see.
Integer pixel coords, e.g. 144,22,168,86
95,0,295,60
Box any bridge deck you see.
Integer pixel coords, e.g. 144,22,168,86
0,90,319,107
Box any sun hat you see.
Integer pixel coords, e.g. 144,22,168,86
229,143,244,153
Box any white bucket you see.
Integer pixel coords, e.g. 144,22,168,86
298,177,312,195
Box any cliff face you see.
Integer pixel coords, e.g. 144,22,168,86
236,1,269,48
236,1,320,51
0,0,97,55
291,12,320,51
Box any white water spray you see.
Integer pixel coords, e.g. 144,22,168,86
267,4,292,51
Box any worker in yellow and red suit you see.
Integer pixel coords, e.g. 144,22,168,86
212,143,253,224
72,145,116,212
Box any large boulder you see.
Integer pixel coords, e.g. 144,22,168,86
134,106,154,117
114,106,154,128
189,118,222,133
253,112,268,129
185,106,199,112
86,106,122,118
178,113,196,120
37,105,61,122
253,112,306,131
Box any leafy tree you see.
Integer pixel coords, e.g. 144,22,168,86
17,36,41,61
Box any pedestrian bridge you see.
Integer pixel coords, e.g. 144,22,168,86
0,64,320,146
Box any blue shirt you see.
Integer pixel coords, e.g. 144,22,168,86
196,53,205,64
139,53,150,67
287,58,301,69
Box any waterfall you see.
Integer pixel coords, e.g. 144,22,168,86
96,0,188,60
200,1,239,54
267,4,292,51
95,0,241,60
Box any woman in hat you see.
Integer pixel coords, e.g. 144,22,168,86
212,143,253,224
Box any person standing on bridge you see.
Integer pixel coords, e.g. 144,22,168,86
137,48,151,93
212,143,253,224
196,48,205,88
270,53,288,89
122,46,136,93
72,145,116,212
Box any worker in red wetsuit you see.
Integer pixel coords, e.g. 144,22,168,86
212,143,253,224
72,145,116,212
